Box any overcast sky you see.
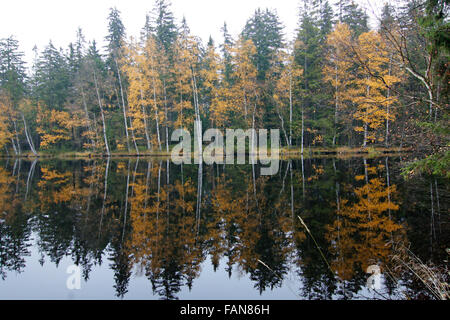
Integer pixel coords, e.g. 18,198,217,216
0,0,383,66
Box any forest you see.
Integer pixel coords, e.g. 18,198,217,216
0,0,448,178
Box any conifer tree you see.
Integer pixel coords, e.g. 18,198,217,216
242,8,284,80
0,36,31,154
336,0,369,37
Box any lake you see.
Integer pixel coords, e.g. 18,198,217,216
0,155,448,300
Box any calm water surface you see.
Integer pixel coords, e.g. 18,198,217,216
0,156,448,299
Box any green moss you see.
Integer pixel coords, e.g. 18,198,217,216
402,149,450,179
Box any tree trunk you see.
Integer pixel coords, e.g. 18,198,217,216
25,158,37,201
150,54,162,151
301,154,305,199
122,160,131,243
99,157,110,237
363,122,368,148
191,68,202,158
115,58,131,153
10,137,18,155
163,79,169,153
289,72,293,147
81,87,96,150
151,72,162,151
276,104,289,147
21,113,37,156
124,90,140,155
251,105,256,159
386,56,392,147
301,107,304,154
139,86,152,151
333,64,339,146
196,162,203,237
93,71,110,156
13,121,21,155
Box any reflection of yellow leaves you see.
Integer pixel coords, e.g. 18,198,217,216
367,166,377,175
0,168,14,214
326,164,404,280
39,167,71,185
308,165,324,181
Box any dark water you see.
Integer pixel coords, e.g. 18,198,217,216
0,156,448,300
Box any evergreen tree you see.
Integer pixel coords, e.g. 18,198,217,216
336,0,369,37
0,36,29,154
318,0,335,40
32,42,70,111
295,0,332,148
380,2,396,32
106,7,126,60
151,0,178,55
242,8,284,80
220,22,234,85
0,36,27,105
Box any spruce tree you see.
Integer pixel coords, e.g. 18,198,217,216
0,36,27,106
220,22,234,85
242,8,284,80
33,42,70,111
151,0,177,55
295,0,328,147
336,0,369,37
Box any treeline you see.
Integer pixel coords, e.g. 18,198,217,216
0,0,448,160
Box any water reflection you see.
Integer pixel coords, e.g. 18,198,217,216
0,157,448,299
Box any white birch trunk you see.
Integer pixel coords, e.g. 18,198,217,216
93,71,110,156
21,113,37,156
115,58,131,153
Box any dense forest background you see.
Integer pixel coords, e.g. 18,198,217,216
0,0,448,175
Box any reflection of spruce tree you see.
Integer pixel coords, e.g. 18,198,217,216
146,213,190,300
210,171,243,278
109,241,132,298
35,211,73,266
35,173,76,268
0,166,32,279
223,221,239,278
108,163,134,298
70,161,96,281
292,158,338,299
205,170,227,272
205,205,226,272
250,223,289,295
34,162,100,275
149,256,183,300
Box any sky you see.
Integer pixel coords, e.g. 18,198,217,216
0,0,383,66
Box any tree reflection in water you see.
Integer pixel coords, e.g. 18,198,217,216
0,157,448,299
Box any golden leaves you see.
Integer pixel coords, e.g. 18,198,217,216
324,23,403,146
36,106,74,149
0,101,13,149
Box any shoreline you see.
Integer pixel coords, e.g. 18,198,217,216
0,146,414,159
